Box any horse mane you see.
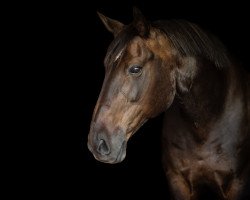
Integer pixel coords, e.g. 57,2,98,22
152,20,230,68
105,19,231,69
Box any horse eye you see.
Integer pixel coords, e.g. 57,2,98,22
128,65,142,75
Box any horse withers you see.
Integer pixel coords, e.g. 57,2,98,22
87,8,250,200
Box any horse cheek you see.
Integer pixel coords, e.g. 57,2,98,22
120,82,139,102
119,77,138,102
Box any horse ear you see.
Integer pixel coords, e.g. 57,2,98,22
132,7,149,37
97,12,124,36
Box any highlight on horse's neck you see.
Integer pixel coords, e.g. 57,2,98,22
175,58,229,131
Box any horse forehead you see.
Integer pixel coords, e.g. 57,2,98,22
127,37,145,56
146,32,174,58
127,33,174,59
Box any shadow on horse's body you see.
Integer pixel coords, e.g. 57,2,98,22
87,8,250,200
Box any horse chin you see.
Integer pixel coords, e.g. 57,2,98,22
114,141,127,163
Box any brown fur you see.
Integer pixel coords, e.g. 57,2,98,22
88,9,250,199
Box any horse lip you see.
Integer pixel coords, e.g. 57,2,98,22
87,141,93,153
115,141,127,163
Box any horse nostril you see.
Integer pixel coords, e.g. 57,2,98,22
97,139,110,155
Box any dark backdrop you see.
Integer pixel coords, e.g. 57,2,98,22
37,1,250,199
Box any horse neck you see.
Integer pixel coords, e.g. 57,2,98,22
175,58,240,132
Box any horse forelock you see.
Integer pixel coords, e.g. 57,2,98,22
104,25,137,68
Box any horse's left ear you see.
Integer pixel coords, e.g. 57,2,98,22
132,7,149,37
97,12,124,36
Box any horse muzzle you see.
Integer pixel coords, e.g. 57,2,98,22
87,122,127,164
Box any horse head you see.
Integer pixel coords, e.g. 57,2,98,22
88,8,178,163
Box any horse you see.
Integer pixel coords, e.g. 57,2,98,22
87,8,250,200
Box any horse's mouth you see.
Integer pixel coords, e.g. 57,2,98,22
114,141,127,163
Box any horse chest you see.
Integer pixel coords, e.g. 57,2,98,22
162,104,239,178
168,143,233,171
163,135,236,189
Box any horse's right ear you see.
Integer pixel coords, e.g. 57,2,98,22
97,12,124,36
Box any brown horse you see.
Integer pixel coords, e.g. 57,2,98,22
87,8,250,200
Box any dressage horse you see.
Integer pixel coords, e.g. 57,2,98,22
87,8,250,200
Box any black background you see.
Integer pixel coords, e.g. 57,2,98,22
31,0,250,199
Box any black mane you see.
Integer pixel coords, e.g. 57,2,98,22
105,20,231,69
152,20,230,68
